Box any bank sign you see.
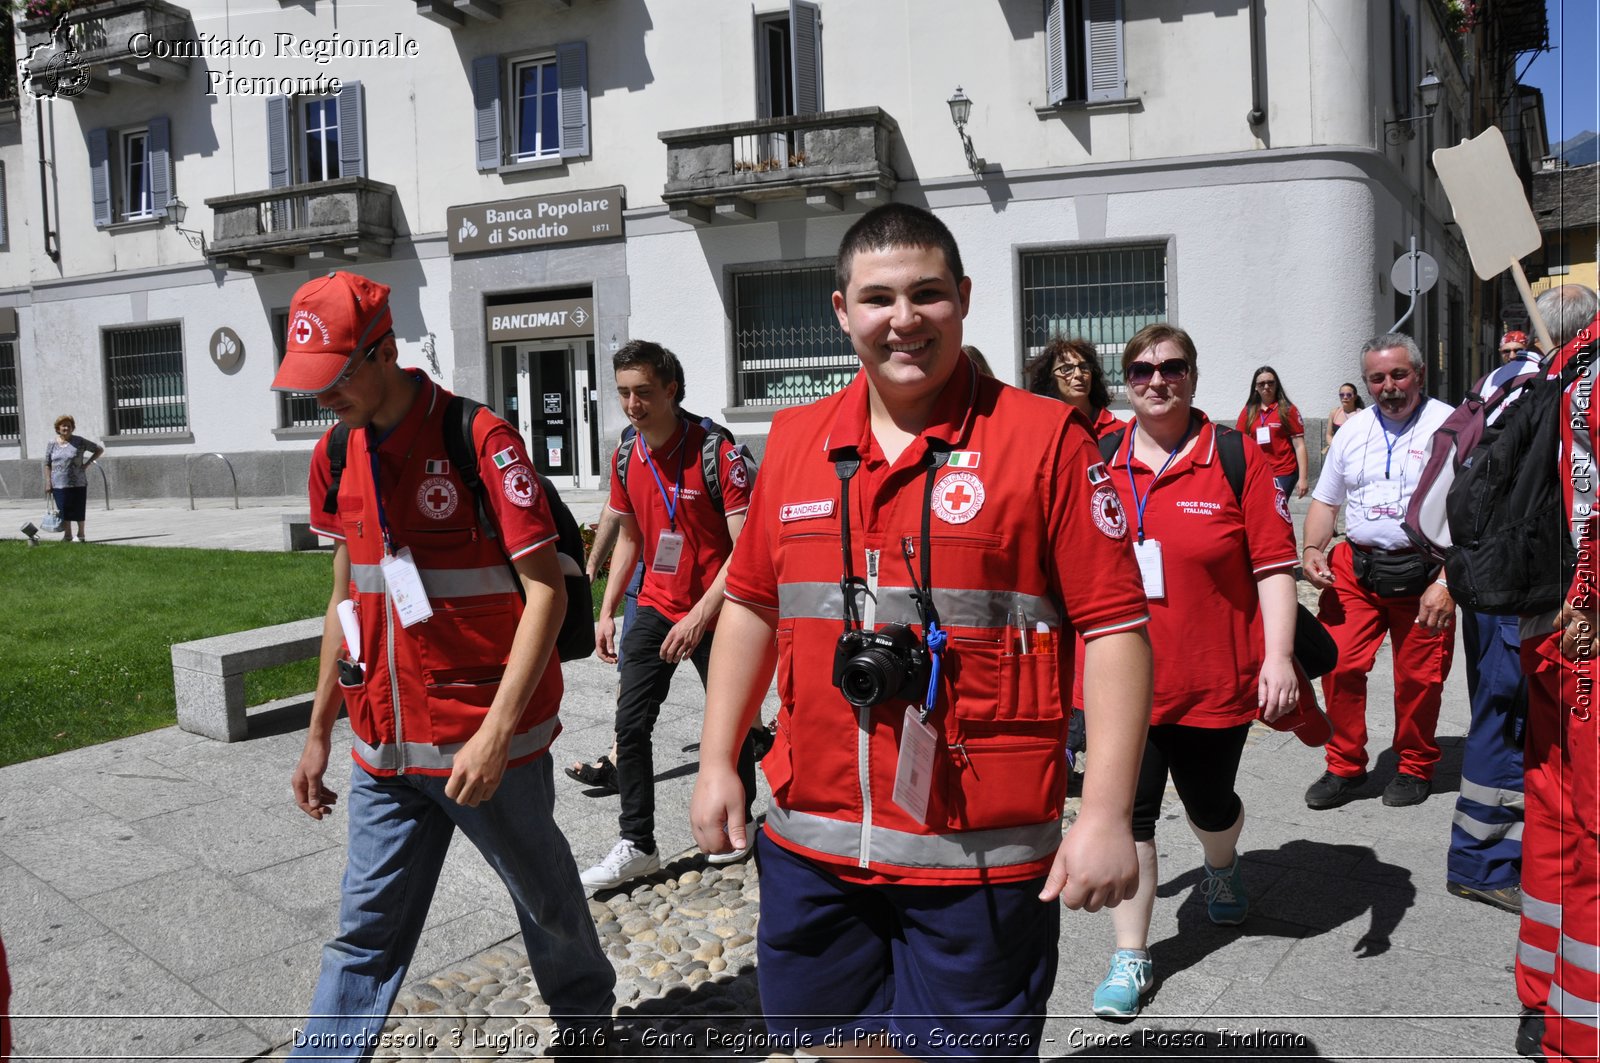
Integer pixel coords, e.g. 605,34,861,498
448,187,624,255
486,297,595,343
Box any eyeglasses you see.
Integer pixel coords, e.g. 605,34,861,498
1124,358,1191,386
1338,391,1357,400
1365,368,1413,386
325,332,392,390
1053,361,1092,379
1254,379,1277,389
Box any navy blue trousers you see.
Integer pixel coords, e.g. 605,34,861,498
1448,610,1526,890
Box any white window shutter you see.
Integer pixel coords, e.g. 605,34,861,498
88,128,112,228
1045,0,1068,106
148,116,172,219
337,80,366,178
556,41,589,159
472,54,503,170
1084,0,1124,102
790,0,822,115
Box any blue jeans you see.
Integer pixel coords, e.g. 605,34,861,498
292,756,615,1062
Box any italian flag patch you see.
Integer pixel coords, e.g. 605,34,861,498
425,459,449,475
492,447,519,470
947,451,980,469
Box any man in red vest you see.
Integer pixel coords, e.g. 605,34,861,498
272,271,613,1060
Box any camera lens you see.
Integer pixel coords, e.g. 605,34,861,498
839,645,906,708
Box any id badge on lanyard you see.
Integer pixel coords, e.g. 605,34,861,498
381,546,434,627
892,706,938,824
652,529,686,575
1255,424,1273,446
1133,539,1166,600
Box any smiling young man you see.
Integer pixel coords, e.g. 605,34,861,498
273,272,614,1060
579,340,761,892
1301,333,1457,811
689,205,1153,1060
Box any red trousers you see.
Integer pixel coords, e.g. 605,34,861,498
1317,543,1455,779
1520,635,1600,1061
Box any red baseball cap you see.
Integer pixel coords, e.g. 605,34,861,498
270,271,394,393
1499,330,1529,350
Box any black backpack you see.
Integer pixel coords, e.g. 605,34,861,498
1098,422,1338,678
322,395,594,662
1442,348,1593,616
614,414,756,514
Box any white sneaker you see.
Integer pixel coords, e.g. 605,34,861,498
580,839,660,891
706,835,755,865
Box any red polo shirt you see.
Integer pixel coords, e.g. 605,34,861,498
1109,413,1299,727
608,417,751,624
1236,401,1304,478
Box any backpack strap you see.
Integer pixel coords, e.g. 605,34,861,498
699,416,728,514
322,423,350,516
1098,422,1246,505
614,428,637,498
442,394,499,545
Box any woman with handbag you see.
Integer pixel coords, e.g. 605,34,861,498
1087,324,1329,1021
43,414,103,542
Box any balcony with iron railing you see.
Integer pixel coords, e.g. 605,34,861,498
414,0,573,28
659,107,899,225
19,0,194,96
204,178,397,274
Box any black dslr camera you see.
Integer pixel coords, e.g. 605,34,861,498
832,623,931,708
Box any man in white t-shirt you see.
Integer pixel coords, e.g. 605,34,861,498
1301,333,1457,810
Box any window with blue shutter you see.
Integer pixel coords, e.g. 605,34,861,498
88,128,112,228
482,42,591,170
147,116,171,219
1042,0,1125,105
473,54,503,170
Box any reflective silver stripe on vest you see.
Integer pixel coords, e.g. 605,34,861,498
352,563,518,598
767,806,1061,870
1549,985,1600,1028
1520,940,1557,974
1563,934,1600,975
353,715,559,772
1451,808,1524,842
1459,776,1525,810
1524,890,1563,929
778,583,1062,631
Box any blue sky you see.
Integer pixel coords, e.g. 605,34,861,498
1523,0,1598,144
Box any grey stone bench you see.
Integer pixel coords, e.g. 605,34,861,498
172,617,324,741
283,513,321,551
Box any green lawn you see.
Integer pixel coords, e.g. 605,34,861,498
0,541,614,768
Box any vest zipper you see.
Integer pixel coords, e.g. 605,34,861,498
856,704,872,868
386,592,406,774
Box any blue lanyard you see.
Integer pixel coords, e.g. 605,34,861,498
1124,420,1192,543
1376,405,1422,479
638,423,688,531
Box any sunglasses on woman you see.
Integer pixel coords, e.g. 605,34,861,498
1124,358,1191,386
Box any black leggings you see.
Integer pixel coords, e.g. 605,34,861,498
1131,722,1251,842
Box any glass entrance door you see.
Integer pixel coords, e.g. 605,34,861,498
492,342,599,489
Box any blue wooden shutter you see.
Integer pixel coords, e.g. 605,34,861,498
790,0,822,115
1084,0,1124,102
266,97,291,230
88,128,112,228
337,80,366,178
1045,0,1068,105
472,54,503,170
556,41,589,159
147,116,171,219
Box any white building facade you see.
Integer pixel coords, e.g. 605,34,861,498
0,0,1536,498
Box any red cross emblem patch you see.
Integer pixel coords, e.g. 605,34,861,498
291,317,314,346
1090,484,1128,540
501,463,539,509
932,471,985,525
416,476,459,520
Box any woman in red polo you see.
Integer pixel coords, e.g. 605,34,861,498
1089,324,1321,1021
1236,365,1307,498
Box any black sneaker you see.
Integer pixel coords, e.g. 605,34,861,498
1382,772,1430,807
1516,1008,1545,1058
1305,770,1367,809
1447,880,1523,913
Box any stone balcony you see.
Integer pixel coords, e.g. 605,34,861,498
414,0,571,28
204,177,397,274
659,107,899,225
19,0,194,96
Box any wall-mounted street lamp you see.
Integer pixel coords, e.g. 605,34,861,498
1384,68,1442,144
946,86,982,177
165,196,207,253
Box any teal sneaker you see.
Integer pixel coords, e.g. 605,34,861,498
1201,855,1249,925
1091,949,1153,1020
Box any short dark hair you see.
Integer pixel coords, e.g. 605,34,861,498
612,340,685,405
835,204,964,292
1025,337,1111,410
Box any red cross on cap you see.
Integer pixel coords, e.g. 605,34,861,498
292,318,313,345
944,483,974,511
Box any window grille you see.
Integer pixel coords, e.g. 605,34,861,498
732,265,855,407
0,341,16,443
1020,245,1168,390
274,310,336,429
105,323,188,435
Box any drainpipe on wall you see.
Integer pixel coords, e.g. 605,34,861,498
1247,0,1266,127
36,100,59,263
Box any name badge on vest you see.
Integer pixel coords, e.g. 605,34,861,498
1133,539,1166,600
1255,425,1273,446
652,530,686,575
381,547,435,628
892,707,938,825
